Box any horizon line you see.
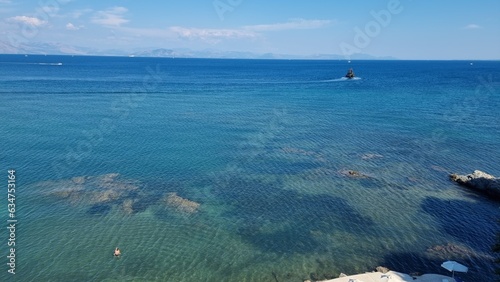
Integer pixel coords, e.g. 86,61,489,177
1,53,500,61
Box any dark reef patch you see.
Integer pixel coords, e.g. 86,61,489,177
421,197,499,250
87,204,112,216
212,174,373,254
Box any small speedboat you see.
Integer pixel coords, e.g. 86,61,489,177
345,68,355,79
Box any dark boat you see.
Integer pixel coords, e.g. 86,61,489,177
345,68,355,79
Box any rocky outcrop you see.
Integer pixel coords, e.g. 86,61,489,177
375,266,390,274
164,193,200,214
122,198,136,215
339,169,370,178
450,170,500,200
42,173,140,207
39,174,203,216
426,243,494,261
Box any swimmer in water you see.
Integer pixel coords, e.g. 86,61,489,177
114,247,121,257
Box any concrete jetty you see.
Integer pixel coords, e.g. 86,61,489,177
310,270,456,282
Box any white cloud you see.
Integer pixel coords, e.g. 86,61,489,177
92,6,129,27
119,27,176,39
244,18,332,32
69,8,93,19
166,19,331,44
7,16,47,27
170,26,257,42
66,22,83,30
37,5,59,16
464,24,482,30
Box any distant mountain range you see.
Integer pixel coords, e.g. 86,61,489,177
0,41,397,60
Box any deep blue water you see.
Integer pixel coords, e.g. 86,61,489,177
0,55,499,281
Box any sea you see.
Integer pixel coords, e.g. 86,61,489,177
0,55,499,282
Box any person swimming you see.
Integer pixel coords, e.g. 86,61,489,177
114,247,121,257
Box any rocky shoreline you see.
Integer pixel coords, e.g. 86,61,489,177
450,170,500,200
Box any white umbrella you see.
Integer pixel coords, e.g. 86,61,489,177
441,261,468,278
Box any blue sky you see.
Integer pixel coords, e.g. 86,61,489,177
0,0,499,59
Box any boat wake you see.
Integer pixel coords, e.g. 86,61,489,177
0,62,63,66
36,62,63,66
323,77,362,82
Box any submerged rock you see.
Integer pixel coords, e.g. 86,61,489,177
39,174,201,216
426,243,494,261
100,173,120,183
91,189,122,204
164,192,200,214
122,198,135,215
339,169,370,178
375,266,390,274
361,153,383,160
450,170,500,200
71,176,87,184
51,186,85,204
43,173,139,205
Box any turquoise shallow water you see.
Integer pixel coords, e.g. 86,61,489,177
0,55,499,281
